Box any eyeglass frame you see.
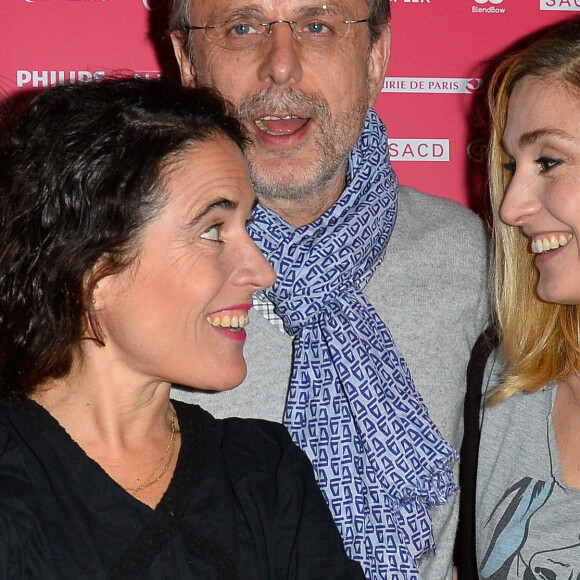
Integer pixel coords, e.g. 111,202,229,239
187,17,369,49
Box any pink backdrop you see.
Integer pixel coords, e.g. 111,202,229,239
2,0,578,210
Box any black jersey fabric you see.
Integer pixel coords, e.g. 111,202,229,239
0,398,363,579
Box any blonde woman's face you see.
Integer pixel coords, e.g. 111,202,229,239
500,76,580,305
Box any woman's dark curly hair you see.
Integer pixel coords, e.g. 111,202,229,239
0,77,247,398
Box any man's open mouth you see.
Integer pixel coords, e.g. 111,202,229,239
254,115,309,136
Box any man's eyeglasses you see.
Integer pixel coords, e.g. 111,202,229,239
187,11,369,52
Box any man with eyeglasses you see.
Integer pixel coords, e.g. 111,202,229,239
170,1,488,578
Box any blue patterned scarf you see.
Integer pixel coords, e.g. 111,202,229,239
248,110,458,579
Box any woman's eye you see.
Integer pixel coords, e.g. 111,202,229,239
502,160,516,174
200,225,220,242
537,156,561,173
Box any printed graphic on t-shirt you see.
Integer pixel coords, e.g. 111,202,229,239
480,476,580,579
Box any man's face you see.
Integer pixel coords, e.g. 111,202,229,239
172,0,390,207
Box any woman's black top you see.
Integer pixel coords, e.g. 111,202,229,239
0,398,363,579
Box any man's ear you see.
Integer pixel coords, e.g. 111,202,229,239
367,25,391,107
171,32,197,87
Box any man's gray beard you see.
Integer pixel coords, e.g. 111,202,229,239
247,145,346,203
237,89,368,204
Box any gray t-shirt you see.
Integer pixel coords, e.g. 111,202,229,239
477,354,580,579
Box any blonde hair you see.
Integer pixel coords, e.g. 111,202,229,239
488,18,580,403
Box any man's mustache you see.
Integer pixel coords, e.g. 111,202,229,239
237,89,330,123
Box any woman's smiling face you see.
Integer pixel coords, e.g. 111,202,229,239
94,135,276,391
500,76,580,305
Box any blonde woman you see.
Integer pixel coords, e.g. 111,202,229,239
476,18,580,579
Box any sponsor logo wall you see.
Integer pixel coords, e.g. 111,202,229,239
0,0,576,209
381,0,575,209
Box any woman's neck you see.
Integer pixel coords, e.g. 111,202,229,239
29,351,179,508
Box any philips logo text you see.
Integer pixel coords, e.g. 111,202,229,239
16,70,162,88
17,70,105,88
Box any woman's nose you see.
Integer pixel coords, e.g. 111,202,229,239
254,253,277,291
237,238,277,290
500,174,542,227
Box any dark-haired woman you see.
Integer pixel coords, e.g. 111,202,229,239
0,78,364,579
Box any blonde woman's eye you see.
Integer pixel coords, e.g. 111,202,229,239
201,225,221,242
536,156,561,173
502,160,516,174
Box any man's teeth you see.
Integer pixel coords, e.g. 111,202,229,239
255,115,298,135
207,314,250,330
531,234,573,254
261,115,297,121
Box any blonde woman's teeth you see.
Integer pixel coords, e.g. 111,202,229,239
531,234,573,254
207,314,249,329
